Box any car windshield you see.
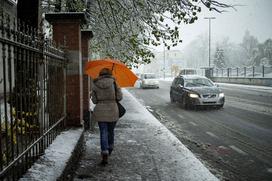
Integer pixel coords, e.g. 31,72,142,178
184,78,214,87
143,74,156,79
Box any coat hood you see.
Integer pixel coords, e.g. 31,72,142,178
94,75,115,89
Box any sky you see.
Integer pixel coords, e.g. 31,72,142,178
154,0,272,51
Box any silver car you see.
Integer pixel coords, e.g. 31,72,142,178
140,73,160,89
170,75,225,108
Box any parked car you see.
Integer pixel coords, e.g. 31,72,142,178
170,75,224,108
140,73,159,89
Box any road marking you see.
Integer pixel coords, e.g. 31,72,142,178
218,146,227,149
217,146,231,155
178,114,184,119
267,168,272,173
189,122,197,126
206,132,218,138
229,145,248,155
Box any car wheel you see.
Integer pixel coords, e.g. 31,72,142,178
217,104,224,109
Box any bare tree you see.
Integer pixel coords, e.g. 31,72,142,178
42,0,234,66
240,30,259,65
182,33,208,68
263,39,272,65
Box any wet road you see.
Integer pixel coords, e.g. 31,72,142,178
128,81,272,181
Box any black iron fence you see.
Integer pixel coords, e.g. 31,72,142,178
212,65,272,78
0,10,67,180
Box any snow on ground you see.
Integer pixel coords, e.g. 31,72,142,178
217,82,272,91
121,89,218,181
159,77,174,82
20,88,218,181
20,128,83,181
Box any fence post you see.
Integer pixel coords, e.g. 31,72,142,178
262,65,265,78
211,68,213,77
244,67,246,77
237,67,239,77
253,66,255,77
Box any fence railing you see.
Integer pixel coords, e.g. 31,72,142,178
0,9,67,180
212,65,272,78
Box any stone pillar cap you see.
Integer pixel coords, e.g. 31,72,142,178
81,29,94,39
45,12,87,24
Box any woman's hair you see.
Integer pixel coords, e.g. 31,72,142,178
99,68,112,76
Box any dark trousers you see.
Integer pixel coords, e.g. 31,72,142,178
98,122,117,154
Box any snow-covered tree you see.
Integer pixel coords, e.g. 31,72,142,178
240,30,259,65
183,33,208,68
227,44,247,66
213,46,225,68
263,39,272,65
42,0,233,66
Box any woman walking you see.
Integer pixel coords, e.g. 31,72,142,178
91,68,123,165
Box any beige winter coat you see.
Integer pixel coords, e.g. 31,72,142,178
91,75,123,122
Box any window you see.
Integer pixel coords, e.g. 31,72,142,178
185,78,214,87
142,74,156,79
175,78,184,87
172,78,178,87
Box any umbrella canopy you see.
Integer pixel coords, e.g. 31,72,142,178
84,59,138,87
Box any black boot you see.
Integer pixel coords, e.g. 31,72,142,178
109,148,113,156
100,154,108,166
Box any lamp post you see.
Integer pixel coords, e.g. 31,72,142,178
204,17,216,67
163,45,166,79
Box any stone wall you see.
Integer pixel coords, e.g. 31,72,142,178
211,77,272,87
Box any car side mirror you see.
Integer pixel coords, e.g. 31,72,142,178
178,84,183,89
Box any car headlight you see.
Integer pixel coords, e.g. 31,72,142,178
189,93,199,98
219,93,224,97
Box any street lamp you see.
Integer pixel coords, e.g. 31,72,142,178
204,17,216,67
163,45,166,79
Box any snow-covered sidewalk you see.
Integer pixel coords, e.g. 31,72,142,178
19,89,218,180
20,128,83,181
74,90,218,181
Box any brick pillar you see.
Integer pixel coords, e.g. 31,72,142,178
81,30,93,129
45,12,87,126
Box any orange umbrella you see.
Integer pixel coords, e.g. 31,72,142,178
84,58,138,87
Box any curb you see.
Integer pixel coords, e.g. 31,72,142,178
58,130,84,181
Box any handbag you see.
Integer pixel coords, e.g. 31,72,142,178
114,82,126,118
117,102,126,118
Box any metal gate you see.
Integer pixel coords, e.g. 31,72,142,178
0,10,67,180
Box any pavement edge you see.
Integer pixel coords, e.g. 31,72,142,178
58,129,85,181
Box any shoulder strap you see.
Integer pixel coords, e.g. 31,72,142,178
113,81,118,101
